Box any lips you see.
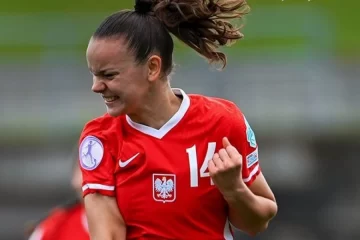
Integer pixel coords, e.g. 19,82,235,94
102,96,119,102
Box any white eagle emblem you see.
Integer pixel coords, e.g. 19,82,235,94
153,174,176,203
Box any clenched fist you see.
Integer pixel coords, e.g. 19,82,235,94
209,137,245,195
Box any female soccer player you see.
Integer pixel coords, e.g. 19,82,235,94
80,0,278,239
27,159,89,240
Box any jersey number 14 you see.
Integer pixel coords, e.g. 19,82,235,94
186,143,216,187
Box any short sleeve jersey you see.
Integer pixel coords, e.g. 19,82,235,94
79,89,261,240
28,204,89,240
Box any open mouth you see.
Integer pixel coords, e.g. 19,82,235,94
102,96,119,103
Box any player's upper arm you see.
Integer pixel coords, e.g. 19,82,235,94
226,105,261,187
248,172,276,202
79,118,125,240
79,119,118,198
226,104,276,201
85,193,126,240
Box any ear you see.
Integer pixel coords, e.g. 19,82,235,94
147,55,162,82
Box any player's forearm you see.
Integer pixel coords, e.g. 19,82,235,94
85,194,126,240
224,184,277,236
88,219,126,240
90,231,123,240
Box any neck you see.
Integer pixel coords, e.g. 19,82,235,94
127,84,182,129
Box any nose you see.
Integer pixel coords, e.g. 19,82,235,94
91,76,106,93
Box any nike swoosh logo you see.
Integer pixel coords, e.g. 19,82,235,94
119,153,140,168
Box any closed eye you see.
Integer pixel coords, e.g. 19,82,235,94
100,72,119,80
89,69,119,80
103,73,116,79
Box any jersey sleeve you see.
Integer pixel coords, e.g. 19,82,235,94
227,106,261,187
79,119,117,197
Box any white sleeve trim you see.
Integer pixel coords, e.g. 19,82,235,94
28,227,43,240
82,183,115,192
243,164,260,183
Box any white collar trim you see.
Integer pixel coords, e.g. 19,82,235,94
126,88,190,139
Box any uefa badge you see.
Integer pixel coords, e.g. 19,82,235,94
244,115,257,148
153,174,176,203
79,136,104,171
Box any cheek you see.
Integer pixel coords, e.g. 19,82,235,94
126,73,149,94
113,68,148,99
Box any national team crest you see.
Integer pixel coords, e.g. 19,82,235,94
153,174,176,203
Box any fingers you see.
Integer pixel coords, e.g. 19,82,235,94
218,148,230,163
211,137,242,173
222,137,231,148
211,153,223,168
208,155,217,173
213,149,232,170
222,137,242,163
226,146,241,161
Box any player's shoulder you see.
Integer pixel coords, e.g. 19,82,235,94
80,113,125,141
189,94,244,118
82,113,118,135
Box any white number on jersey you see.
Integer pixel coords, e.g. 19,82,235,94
186,143,216,187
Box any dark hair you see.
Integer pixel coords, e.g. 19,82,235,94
93,0,250,71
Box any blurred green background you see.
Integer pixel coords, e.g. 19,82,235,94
1,0,358,57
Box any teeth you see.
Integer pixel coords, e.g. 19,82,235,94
103,96,117,102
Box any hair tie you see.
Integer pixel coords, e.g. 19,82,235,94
134,0,153,14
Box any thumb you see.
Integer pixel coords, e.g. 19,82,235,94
222,137,232,148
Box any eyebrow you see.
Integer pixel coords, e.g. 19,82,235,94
89,68,117,75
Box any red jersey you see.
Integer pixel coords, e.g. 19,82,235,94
79,89,261,240
28,203,89,240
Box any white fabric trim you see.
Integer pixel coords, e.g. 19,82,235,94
81,210,89,233
28,227,43,240
243,164,260,183
82,183,115,192
223,218,234,240
126,88,190,139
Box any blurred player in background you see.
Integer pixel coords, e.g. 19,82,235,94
80,0,278,239
26,152,89,240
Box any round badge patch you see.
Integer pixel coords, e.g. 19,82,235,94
79,136,104,171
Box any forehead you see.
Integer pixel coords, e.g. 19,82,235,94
86,37,131,70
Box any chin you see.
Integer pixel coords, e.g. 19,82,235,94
106,107,125,117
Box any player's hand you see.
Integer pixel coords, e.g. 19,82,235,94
209,137,246,196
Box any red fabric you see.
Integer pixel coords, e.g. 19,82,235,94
79,92,261,239
29,204,89,240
